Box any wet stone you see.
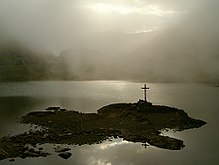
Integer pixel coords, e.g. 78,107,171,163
58,152,72,159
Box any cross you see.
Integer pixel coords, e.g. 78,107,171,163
142,142,149,149
141,84,149,102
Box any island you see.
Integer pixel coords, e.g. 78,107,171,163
0,100,206,161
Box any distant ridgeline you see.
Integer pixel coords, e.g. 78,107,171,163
0,45,106,81
0,46,67,81
0,45,108,81
1,44,218,83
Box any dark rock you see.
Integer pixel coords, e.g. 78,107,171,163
0,149,9,160
12,143,23,147
137,100,153,112
23,149,49,158
45,107,60,111
58,152,72,159
60,109,67,112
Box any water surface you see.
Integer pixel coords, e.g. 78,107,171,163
0,81,218,165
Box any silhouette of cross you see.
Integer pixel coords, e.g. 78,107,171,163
141,84,149,102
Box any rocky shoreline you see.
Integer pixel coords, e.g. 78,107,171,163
0,100,206,161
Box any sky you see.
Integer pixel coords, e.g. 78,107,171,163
0,0,218,82
0,0,214,53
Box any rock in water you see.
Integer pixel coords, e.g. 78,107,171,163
58,152,72,159
9,159,15,162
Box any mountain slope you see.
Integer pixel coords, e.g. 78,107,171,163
0,44,65,81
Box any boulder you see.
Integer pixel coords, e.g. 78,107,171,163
58,152,72,159
45,107,60,112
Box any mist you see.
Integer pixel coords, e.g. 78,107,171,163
0,0,219,83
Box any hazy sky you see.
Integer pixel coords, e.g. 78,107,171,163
1,0,217,53
0,0,218,82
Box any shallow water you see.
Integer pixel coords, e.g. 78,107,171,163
0,81,218,165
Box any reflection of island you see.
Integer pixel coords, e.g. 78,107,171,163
0,100,206,160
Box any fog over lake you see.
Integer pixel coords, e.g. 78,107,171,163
0,0,219,83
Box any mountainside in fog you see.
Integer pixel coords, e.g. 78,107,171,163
0,44,66,81
0,0,218,83
1,24,219,84
126,7,219,83
0,44,124,81
56,10,219,84
59,49,105,80
58,48,129,80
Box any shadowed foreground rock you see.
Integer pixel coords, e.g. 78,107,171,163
0,100,206,160
58,152,72,159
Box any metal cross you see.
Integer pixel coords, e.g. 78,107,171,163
141,84,149,102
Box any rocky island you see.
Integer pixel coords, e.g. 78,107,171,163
0,100,206,161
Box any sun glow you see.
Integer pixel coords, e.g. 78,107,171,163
99,140,129,150
128,26,158,34
87,3,135,15
84,3,177,17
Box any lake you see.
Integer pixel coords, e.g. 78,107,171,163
0,81,218,165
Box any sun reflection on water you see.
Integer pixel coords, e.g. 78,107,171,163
99,139,129,150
